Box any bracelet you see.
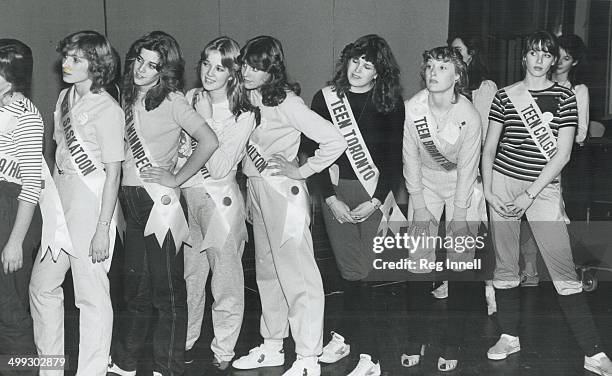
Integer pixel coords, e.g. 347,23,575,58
524,190,536,200
97,220,111,227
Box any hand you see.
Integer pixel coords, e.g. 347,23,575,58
409,207,438,238
326,196,357,224
349,200,378,222
267,154,303,180
194,90,213,121
485,191,513,218
89,226,110,264
140,167,179,188
506,192,534,218
1,240,23,274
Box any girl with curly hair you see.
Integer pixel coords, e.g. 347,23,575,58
231,36,346,376
108,31,218,376
29,30,124,376
402,46,486,372
307,34,404,376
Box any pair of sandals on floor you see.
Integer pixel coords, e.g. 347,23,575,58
401,344,459,372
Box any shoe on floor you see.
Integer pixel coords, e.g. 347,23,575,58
211,354,231,371
520,272,539,287
184,347,195,364
232,344,285,369
107,356,136,376
153,372,162,376
400,344,425,368
487,334,521,360
347,354,381,376
318,331,351,363
282,356,320,376
432,281,449,299
438,357,458,372
584,352,612,376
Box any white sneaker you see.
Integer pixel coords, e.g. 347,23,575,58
153,372,162,376
432,281,448,299
487,334,521,360
107,356,136,376
282,356,320,376
347,354,381,376
319,331,351,363
232,344,285,369
584,352,612,376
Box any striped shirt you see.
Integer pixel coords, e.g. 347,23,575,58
0,98,44,204
489,83,577,182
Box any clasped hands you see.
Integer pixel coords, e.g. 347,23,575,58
485,190,534,219
326,196,379,224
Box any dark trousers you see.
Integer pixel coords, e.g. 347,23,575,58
112,186,187,376
0,182,41,376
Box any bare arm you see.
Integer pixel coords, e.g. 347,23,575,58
90,161,121,263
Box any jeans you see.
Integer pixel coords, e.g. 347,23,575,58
112,186,187,376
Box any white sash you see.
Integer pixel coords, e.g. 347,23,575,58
39,162,73,262
245,139,308,245
321,86,379,196
406,93,457,171
57,89,123,270
0,152,22,185
505,82,557,161
125,105,190,251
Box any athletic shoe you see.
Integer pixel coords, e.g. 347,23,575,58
432,281,448,299
347,354,381,376
282,356,320,376
487,334,521,360
584,352,612,376
107,356,136,376
232,345,285,369
318,331,350,363
153,372,162,376
519,272,539,287
485,284,497,315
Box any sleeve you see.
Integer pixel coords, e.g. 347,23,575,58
308,90,336,199
280,94,347,179
488,90,505,124
95,102,126,163
15,111,44,204
574,85,589,143
402,101,427,210
206,111,256,179
452,105,482,217
373,101,405,202
557,89,578,129
171,93,207,135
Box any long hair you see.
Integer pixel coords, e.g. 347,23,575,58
57,31,116,93
557,34,587,87
420,46,469,103
447,34,489,92
197,37,259,124
522,30,559,79
0,39,33,98
329,34,402,113
123,31,184,111
239,36,300,107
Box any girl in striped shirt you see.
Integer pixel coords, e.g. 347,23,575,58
482,30,612,376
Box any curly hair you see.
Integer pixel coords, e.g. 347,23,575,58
521,30,559,79
420,46,469,103
0,39,33,98
448,34,490,92
197,36,260,124
329,34,402,113
57,31,116,93
239,36,300,107
123,31,184,111
557,34,587,87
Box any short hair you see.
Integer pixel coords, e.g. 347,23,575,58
447,34,490,91
123,31,184,111
239,35,300,107
57,30,116,93
197,36,260,124
557,34,587,86
0,39,33,97
420,46,469,103
329,34,402,113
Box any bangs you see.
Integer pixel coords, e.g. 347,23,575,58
526,39,555,53
422,46,455,63
346,44,379,66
